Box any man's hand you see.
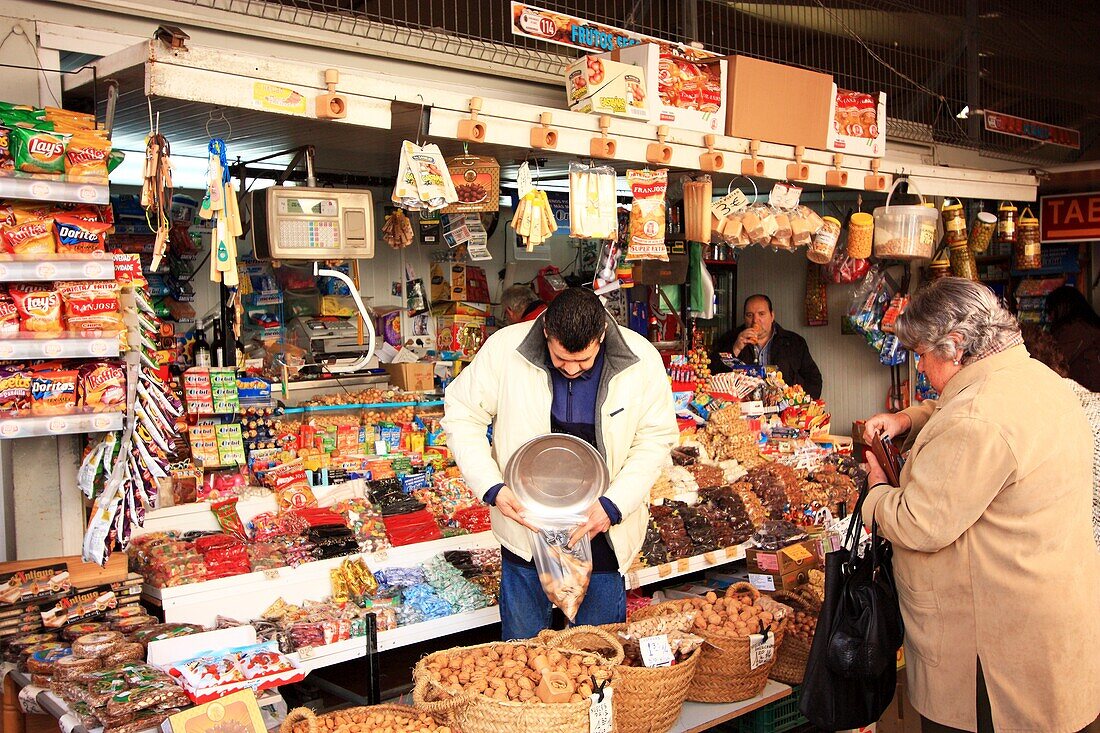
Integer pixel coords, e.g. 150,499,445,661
863,411,912,443
863,451,890,488
732,329,759,355
568,501,612,548
494,485,537,532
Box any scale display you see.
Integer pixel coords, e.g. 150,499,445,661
251,187,374,260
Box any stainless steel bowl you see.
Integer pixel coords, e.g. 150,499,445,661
503,433,609,516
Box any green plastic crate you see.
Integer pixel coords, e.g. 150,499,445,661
736,685,808,733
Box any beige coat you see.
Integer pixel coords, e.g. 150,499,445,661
864,345,1100,733
441,317,678,573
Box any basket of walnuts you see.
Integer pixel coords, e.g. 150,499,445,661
630,583,790,703
412,640,618,733
281,704,452,733
537,621,702,733
768,588,822,685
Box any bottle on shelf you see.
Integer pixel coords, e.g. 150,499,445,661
193,328,211,368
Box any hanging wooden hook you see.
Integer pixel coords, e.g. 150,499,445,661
590,115,617,159
786,145,809,181
741,139,764,176
864,158,887,191
645,125,673,165
700,134,725,172
530,112,558,150
826,153,848,187
457,97,487,143
315,69,347,119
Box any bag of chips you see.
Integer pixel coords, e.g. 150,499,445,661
64,133,111,178
79,362,126,410
10,286,63,332
626,168,669,262
9,127,70,175
54,214,110,253
30,370,78,415
0,300,18,336
2,219,55,254
0,367,31,413
45,108,96,132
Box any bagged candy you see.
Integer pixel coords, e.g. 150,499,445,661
30,370,78,415
10,286,62,332
53,214,110,253
9,127,70,175
625,168,669,261
2,219,55,254
64,132,110,178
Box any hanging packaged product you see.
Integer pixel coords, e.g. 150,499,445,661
1014,207,1041,270
381,209,414,249
565,55,649,120
64,132,112,178
968,211,997,254
392,141,459,212
743,203,779,246
940,199,968,248
807,216,841,264
682,176,712,243
568,162,618,240
996,201,1018,244
511,188,558,250
441,155,500,214
625,168,669,261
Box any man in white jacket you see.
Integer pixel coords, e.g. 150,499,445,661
442,288,678,639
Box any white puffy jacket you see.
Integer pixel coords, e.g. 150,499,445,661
441,316,678,574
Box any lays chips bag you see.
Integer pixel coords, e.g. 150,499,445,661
9,127,69,175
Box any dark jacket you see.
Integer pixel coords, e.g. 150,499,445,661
1053,319,1100,392
712,322,823,399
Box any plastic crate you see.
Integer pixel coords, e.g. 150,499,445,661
737,685,808,733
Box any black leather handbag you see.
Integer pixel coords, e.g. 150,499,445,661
799,487,905,730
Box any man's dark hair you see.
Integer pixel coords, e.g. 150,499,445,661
543,288,607,352
743,294,773,313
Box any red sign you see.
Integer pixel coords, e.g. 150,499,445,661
1040,192,1100,242
984,110,1080,150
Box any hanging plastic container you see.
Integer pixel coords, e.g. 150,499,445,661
968,211,997,254
949,244,979,281
941,199,968,247
996,201,1018,244
848,212,874,259
873,180,940,260
807,216,842,264
1014,207,1041,270
927,257,951,283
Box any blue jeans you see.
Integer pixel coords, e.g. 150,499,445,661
499,558,626,640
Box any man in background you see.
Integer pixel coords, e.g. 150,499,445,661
711,294,823,399
501,284,546,325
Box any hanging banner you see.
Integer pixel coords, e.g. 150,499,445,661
984,110,1080,150
1040,192,1100,242
509,2,715,58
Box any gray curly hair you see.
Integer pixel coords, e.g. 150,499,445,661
895,277,1020,364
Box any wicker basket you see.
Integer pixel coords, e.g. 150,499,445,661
768,589,821,685
281,705,453,733
630,583,788,703
412,641,617,733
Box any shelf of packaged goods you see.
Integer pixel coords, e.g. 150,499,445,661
0,254,116,282
143,532,500,626
0,333,120,361
671,680,793,733
0,410,123,439
0,171,110,205
377,605,501,652
282,400,444,415
625,543,748,590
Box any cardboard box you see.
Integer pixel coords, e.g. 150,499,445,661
746,539,821,576
384,362,434,392
748,568,812,593
724,55,833,148
430,263,490,303
162,690,267,733
566,55,649,121
602,44,727,133
828,86,887,157
441,155,501,214
435,314,487,357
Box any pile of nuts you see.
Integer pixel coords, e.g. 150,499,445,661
421,644,612,704
695,407,766,469
288,707,450,733
786,610,818,645
678,591,779,636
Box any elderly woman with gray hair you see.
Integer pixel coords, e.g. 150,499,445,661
862,278,1099,733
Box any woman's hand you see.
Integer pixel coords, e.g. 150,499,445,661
863,411,912,442
863,452,891,488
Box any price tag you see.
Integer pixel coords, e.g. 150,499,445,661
58,713,80,733
639,634,674,668
18,685,45,715
782,543,814,563
769,182,802,209
710,189,749,219
516,162,534,200
263,568,280,580
588,687,613,733
298,646,315,660
749,631,775,670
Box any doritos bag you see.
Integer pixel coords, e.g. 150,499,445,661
54,214,110,253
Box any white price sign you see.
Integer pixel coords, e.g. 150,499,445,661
710,190,749,220
263,568,281,580
588,687,614,733
18,685,44,715
639,634,674,668
516,162,534,200
749,631,775,670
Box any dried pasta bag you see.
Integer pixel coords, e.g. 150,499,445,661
530,513,592,623
11,286,62,332
626,168,669,261
54,214,110,253
30,370,78,415
2,219,55,254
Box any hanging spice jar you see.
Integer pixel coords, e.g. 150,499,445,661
969,211,997,254
996,201,1018,244
949,242,979,280
807,216,842,264
1014,207,1041,270
941,199,968,247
